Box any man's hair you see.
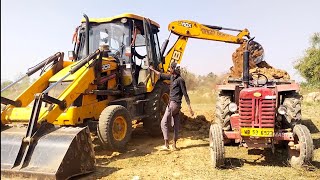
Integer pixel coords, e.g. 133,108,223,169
170,62,180,74
170,62,177,69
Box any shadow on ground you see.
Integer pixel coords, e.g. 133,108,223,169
222,144,320,171
70,167,120,180
302,119,320,134
77,114,213,179
221,148,289,169
313,138,320,149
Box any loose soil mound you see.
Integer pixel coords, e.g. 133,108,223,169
229,42,290,80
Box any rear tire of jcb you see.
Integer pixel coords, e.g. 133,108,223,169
1,121,6,130
216,91,232,131
0,112,8,131
288,124,313,168
97,105,132,152
209,124,225,168
143,82,170,137
283,92,302,126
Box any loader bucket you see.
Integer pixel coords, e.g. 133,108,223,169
1,126,95,180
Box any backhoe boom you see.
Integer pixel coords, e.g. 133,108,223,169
162,20,251,73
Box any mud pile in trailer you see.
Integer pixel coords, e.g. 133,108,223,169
229,42,290,80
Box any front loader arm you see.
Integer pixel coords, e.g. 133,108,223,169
37,50,101,124
37,62,96,124
162,20,250,73
0,51,101,179
1,52,64,108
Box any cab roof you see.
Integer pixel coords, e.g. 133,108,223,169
81,13,160,28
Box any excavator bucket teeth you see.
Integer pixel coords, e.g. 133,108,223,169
1,126,95,180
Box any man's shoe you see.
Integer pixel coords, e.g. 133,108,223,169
171,145,180,151
159,145,170,151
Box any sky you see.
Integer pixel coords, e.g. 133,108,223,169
1,0,320,82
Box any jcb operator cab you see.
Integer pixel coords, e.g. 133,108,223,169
71,14,163,94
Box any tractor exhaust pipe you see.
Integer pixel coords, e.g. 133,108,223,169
83,14,90,56
243,37,254,88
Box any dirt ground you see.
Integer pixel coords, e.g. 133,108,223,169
77,93,320,180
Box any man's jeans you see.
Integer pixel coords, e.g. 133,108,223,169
161,101,181,141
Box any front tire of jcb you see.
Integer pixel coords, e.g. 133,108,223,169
97,105,132,152
288,124,313,168
143,82,170,137
209,123,225,168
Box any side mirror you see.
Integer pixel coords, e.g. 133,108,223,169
160,39,169,60
68,51,76,61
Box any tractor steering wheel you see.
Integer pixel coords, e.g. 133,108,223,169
249,73,268,87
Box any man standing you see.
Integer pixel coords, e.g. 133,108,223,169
149,62,194,150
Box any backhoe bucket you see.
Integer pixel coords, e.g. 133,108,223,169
1,126,95,180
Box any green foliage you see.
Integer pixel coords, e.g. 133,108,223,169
294,32,320,88
1,80,13,88
180,67,220,92
180,67,199,91
300,82,320,94
180,68,223,105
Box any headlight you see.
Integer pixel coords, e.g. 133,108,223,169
228,102,238,112
278,105,287,115
121,18,127,23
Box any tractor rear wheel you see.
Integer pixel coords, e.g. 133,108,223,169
97,105,132,152
288,124,313,168
143,82,169,136
216,91,232,131
209,124,225,168
283,92,302,126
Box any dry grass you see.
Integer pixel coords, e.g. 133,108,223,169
76,90,320,180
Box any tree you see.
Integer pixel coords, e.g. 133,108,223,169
1,74,32,98
180,67,199,90
1,80,13,88
294,32,320,87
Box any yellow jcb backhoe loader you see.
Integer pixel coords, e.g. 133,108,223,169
1,13,264,179
1,13,171,179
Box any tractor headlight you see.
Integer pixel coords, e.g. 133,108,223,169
228,102,238,112
278,105,287,115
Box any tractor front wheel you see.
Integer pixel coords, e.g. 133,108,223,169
288,124,313,168
209,124,225,168
97,105,132,152
283,92,302,126
216,91,232,131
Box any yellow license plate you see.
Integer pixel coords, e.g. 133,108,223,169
240,128,274,137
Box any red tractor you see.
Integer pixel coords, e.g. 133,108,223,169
209,39,314,168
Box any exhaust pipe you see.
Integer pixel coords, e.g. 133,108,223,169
160,32,172,63
243,37,254,88
83,14,90,56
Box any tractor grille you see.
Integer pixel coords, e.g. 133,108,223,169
239,98,275,128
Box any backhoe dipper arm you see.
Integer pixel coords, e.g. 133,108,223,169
162,20,250,73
